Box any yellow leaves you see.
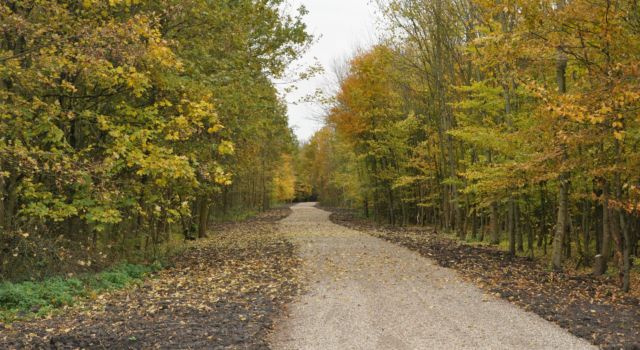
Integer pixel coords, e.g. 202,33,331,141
162,98,219,141
207,124,224,134
598,104,613,116
272,154,296,202
589,114,605,125
111,65,151,98
125,71,150,98
164,116,190,141
147,42,183,70
614,130,625,141
60,80,77,94
157,100,173,108
213,167,233,186
217,141,235,156
81,0,137,8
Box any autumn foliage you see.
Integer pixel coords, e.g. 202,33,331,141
0,0,307,280
305,0,640,292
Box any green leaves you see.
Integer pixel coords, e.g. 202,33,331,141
0,0,310,279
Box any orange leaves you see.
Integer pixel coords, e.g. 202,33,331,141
329,46,401,144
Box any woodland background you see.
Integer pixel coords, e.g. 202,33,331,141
0,0,307,281
296,0,640,292
1,0,639,295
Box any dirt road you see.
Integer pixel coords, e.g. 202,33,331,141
271,203,595,350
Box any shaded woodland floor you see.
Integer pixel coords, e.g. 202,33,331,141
1,208,300,349
328,208,640,350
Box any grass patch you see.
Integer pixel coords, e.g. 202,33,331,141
0,262,162,323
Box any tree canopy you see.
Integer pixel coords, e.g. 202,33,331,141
303,0,640,292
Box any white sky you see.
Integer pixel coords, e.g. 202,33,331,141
284,0,379,142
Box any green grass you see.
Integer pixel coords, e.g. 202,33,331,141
0,262,162,322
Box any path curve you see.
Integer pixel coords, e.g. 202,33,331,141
271,203,595,350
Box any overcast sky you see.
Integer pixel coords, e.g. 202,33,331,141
284,0,379,142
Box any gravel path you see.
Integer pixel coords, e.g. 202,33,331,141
271,203,596,350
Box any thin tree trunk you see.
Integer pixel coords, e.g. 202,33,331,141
508,197,516,256
471,205,478,240
538,182,547,248
551,49,569,271
490,201,500,244
198,198,210,239
594,182,611,275
0,172,5,229
516,201,523,252
619,211,631,292
551,176,569,270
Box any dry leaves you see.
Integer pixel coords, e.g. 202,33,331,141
1,208,301,349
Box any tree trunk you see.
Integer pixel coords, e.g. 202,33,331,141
471,205,478,240
5,174,18,229
594,182,611,275
0,172,5,229
581,199,591,265
551,176,569,270
197,198,210,239
538,183,547,248
551,49,569,270
490,201,499,244
508,197,516,256
620,211,631,292
364,198,369,218
479,212,486,242
516,201,523,252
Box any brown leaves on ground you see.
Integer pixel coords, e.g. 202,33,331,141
329,208,640,350
1,208,300,349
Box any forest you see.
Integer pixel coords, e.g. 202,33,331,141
1,0,640,348
296,0,640,292
0,0,307,281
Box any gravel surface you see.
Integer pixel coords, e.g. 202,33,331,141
271,203,596,350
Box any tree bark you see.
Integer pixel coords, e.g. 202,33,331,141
551,175,569,270
594,182,611,275
508,197,516,256
551,49,569,271
0,171,5,229
515,201,523,252
620,211,631,292
538,183,547,248
197,198,210,239
490,201,500,244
